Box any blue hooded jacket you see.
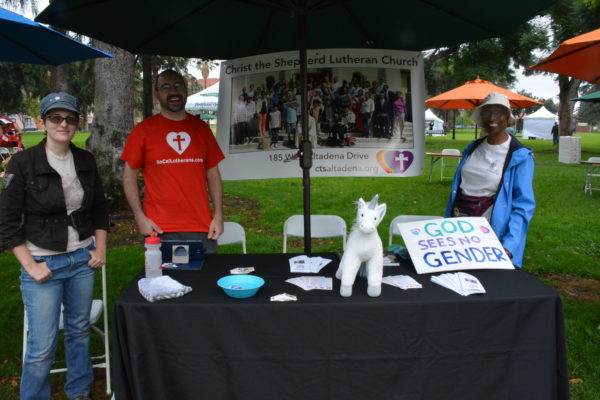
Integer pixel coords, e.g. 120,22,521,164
444,137,535,267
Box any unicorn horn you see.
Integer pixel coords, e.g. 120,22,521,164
368,194,379,209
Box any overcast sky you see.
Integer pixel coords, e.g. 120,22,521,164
514,69,560,101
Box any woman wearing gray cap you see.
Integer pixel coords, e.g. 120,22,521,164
444,92,535,268
0,92,108,400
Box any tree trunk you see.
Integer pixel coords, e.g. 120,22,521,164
142,55,154,119
152,60,160,114
201,63,210,90
87,41,135,210
557,76,581,136
50,64,70,92
48,24,70,92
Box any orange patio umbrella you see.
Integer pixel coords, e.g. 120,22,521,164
425,77,542,110
530,28,600,84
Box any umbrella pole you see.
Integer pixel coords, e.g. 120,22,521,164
452,110,456,140
297,3,312,254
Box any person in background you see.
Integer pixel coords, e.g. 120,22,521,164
121,69,224,253
0,92,109,400
283,91,298,146
310,99,323,137
335,105,355,147
296,113,318,149
352,89,364,133
245,96,258,138
269,105,281,148
374,93,390,138
320,86,335,136
232,95,248,144
445,92,535,268
393,91,406,142
361,92,375,137
257,94,268,136
551,121,559,146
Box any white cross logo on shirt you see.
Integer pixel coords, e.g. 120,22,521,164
166,132,191,155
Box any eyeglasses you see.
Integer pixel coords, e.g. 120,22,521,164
480,110,507,119
45,115,79,125
158,83,186,92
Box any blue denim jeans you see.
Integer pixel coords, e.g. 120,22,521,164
20,243,96,400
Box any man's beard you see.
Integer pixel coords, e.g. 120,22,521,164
162,94,185,112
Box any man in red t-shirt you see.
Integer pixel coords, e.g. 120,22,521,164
121,70,225,253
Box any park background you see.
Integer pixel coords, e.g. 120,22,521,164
0,128,598,399
1,1,599,398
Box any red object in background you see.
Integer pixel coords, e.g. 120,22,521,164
0,116,23,151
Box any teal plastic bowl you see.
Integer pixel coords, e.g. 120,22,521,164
217,275,265,298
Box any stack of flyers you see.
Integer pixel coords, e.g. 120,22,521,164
431,272,486,296
382,275,422,290
230,267,255,274
289,255,332,273
270,293,298,302
286,276,332,291
383,253,400,266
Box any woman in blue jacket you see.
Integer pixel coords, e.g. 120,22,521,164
445,92,535,267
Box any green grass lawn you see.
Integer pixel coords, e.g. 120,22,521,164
0,129,598,399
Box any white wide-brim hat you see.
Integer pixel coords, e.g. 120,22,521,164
471,92,516,126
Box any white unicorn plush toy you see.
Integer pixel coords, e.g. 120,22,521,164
335,194,387,297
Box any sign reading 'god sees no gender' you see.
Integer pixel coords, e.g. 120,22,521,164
397,217,514,274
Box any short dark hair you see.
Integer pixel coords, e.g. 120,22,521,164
155,69,185,91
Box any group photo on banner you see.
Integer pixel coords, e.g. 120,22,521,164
217,49,426,180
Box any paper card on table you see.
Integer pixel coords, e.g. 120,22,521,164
289,255,311,272
457,272,486,295
286,276,332,291
311,256,332,273
270,293,298,302
431,272,485,296
230,267,255,274
396,217,514,274
383,254,400,266
382,275,422,289
289,255,332,273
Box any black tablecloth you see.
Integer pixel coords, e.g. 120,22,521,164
113,253,569,400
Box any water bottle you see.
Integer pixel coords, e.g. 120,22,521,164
144,233,162,279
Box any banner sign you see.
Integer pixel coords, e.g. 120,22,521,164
397,217,515,274
216,48,426,180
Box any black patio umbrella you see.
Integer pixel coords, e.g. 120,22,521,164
37,0,558,253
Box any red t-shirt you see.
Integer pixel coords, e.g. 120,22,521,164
121,113,225,232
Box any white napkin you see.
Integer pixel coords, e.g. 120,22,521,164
138,275,192,302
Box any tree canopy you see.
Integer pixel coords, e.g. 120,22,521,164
0,62,48,115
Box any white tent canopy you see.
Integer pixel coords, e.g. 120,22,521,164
522,106,557,140
186,81,220,112
425,108,444,135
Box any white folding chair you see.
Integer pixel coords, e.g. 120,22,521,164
217,222,247,253
388,215,443,246
584,157,600,195
22,264,111,395
283,214,347,253
0,147,11,162
440,148,461,181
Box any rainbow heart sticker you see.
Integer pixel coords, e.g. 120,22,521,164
479,225,490,234
376,150,414,173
